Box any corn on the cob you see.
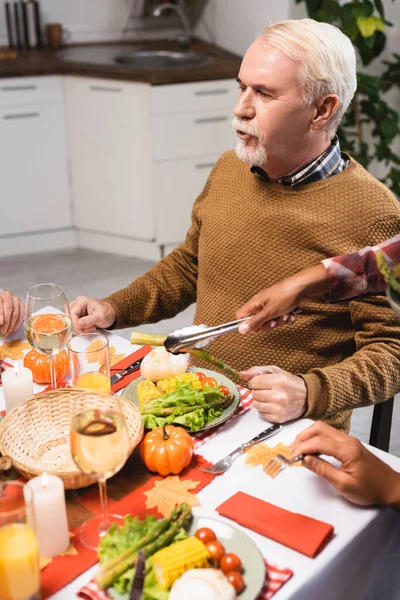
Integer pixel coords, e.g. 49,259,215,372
137,379,162,406
152,536,210,589
156,372,203,395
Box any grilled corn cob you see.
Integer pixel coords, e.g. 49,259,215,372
152,536,210,589
137,379,162,406
156,372,203,395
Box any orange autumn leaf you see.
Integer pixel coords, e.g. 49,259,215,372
0,339,31,361
109,347,125,367
245,442,301,470
144,476,200,517
86,341,124,367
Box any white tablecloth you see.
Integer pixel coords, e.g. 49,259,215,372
1,330,400,599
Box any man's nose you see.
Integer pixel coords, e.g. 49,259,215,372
234,91,255,120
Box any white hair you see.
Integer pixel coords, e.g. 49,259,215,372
258,19,357,138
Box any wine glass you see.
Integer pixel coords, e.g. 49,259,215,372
70,392,130,550
25,284,72,390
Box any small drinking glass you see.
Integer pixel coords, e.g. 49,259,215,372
70,391,130,549
68,333,111,393
0,481,40,600
25,283,72,390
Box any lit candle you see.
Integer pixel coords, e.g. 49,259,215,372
2,362,34,412
25,473,70,557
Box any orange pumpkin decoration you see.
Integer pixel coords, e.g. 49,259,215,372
140,425,194,476
23,349,70,384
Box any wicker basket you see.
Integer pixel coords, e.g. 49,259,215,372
0,389,144,489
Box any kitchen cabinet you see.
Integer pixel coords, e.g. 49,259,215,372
65,76,236,256
0,77,71,241
64,78,154,242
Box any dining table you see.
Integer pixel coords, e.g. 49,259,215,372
1,327,400,600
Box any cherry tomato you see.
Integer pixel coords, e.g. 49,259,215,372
194,527,217,544
206,540,226,564
195,372,207,384
219,385,230,396
220,553,242,573
203,376,218,388
225,570,245,594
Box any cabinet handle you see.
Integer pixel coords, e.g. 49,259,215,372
0,85,37,91
3,112,40,120
195,162,215,169
194,116,228,125
194,89,229,96
90,85,122,93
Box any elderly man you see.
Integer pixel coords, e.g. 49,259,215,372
70,19,400,432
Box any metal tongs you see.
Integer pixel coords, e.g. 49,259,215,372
164,317,249,354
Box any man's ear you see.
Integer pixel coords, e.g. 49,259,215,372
310,95,340,131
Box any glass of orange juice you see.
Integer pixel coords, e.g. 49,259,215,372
0,481,40,600
68,333,111,393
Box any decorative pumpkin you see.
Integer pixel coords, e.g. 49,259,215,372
23,349,70,384
140,425,194,476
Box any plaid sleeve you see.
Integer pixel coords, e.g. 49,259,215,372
322,233,400,302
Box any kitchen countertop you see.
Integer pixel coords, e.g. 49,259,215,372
0,38,242,85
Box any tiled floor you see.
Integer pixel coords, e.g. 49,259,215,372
2,247,399,456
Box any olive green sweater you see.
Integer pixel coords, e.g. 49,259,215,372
106,151,400,432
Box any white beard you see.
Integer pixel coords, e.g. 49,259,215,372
232,117,268,166
235,140,268,166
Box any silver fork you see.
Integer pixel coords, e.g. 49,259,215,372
264,453,309,478
198,423,282,475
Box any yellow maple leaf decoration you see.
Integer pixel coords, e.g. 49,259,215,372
245,442,301,470
0,339,31,361
144,476,201,518
86,340,125,367
39,534,77,570
109,346,125,367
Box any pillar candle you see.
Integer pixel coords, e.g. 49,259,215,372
25,473,70,557
2,363,34,412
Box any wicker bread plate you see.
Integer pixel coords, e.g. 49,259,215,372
0,389,144,489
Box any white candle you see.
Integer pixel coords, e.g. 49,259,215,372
2,362,34,412
25,473,70,557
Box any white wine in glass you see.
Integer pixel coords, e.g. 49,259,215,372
25,284,72,389
70,393,130,550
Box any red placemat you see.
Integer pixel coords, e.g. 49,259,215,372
40,455,216,599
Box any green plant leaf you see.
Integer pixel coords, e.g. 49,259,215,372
374,0,385,19
352,1,374,18
357,16,385,38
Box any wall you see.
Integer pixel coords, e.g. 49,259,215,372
195,0,291,57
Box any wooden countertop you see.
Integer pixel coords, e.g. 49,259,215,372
0,38,241,85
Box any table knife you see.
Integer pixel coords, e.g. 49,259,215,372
129,550,146,600
110,357,144,386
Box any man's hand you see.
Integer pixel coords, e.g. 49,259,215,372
290,421,400,508
240,365,307,422
236,264,328,334
69,296,116,333
0,291,24,338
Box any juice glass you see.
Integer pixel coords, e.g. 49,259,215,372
0,481,40,600
68,333,111,393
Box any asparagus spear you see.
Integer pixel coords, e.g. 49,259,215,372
130,332,166,346
141,394,234,416
95,503,192,590
188,349,240,379
129,331,241,379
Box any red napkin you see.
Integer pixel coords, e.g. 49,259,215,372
110,345,153,393
216,491,334,558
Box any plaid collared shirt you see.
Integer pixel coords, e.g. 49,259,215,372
251,135,349,186
323,234,400,302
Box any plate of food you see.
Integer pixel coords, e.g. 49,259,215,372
95,503,266,600
122,347,240,433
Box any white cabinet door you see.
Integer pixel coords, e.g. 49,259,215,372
0,104,71,236
64,77,154,241
154,155,219,246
